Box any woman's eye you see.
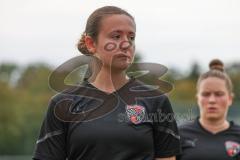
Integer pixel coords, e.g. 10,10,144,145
112,35,121,40
215,92,225,97
129,36,135,41
201,92,210,97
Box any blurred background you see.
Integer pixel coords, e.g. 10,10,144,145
0,0,240,159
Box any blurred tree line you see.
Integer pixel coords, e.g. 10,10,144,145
0,63,54,154
0,58,239,155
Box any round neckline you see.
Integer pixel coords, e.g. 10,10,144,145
196,117,233,136
86,78,135,96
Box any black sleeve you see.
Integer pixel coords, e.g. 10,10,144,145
33,98,67,160
153,95,181,158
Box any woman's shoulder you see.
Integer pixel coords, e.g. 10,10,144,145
50,81,92,103
229,121,240,133
178,119,197,131
132,79,170,101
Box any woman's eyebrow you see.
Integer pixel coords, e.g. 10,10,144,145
110,30,135,34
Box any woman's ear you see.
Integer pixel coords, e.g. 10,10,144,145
196,93,201,106
85,36,96,54
195,93,198,100
228,92,234,107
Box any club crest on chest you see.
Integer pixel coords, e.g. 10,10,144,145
126,104,146,124
225,141,240,157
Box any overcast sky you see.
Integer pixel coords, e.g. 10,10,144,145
1,0,240,71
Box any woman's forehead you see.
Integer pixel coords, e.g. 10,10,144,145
199,77,227,91
99,14,136,33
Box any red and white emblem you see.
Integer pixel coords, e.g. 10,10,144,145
126,105,145,124
225,141,240,157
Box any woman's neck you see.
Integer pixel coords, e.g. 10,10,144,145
90,68,129,94
199,117,230,134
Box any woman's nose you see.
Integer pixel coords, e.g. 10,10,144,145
208,94,216,103
120,41,131,50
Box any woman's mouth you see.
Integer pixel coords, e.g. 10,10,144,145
116,54,131,61
207,107,218,113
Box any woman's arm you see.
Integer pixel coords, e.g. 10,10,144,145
33,98,67,160
152,96,181,159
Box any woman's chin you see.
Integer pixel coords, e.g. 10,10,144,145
205,114,223,121
112,62,131,71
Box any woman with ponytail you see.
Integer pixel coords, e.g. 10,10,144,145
177,59,240,160
33,6,181,160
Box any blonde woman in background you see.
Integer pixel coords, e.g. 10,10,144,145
177,59,240,160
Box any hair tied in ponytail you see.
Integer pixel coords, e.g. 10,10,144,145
77,32,92,55
209,59,224,72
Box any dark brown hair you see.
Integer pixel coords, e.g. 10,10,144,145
197,59,233,93
77,6,135,55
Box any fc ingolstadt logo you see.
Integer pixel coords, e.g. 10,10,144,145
126,105,145,124
225,141,240,157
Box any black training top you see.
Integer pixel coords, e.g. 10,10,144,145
33,78,181,160
177,118,240,160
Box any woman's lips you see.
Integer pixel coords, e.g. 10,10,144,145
115,54,131,60
116,53,130,58
207,107,218,113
